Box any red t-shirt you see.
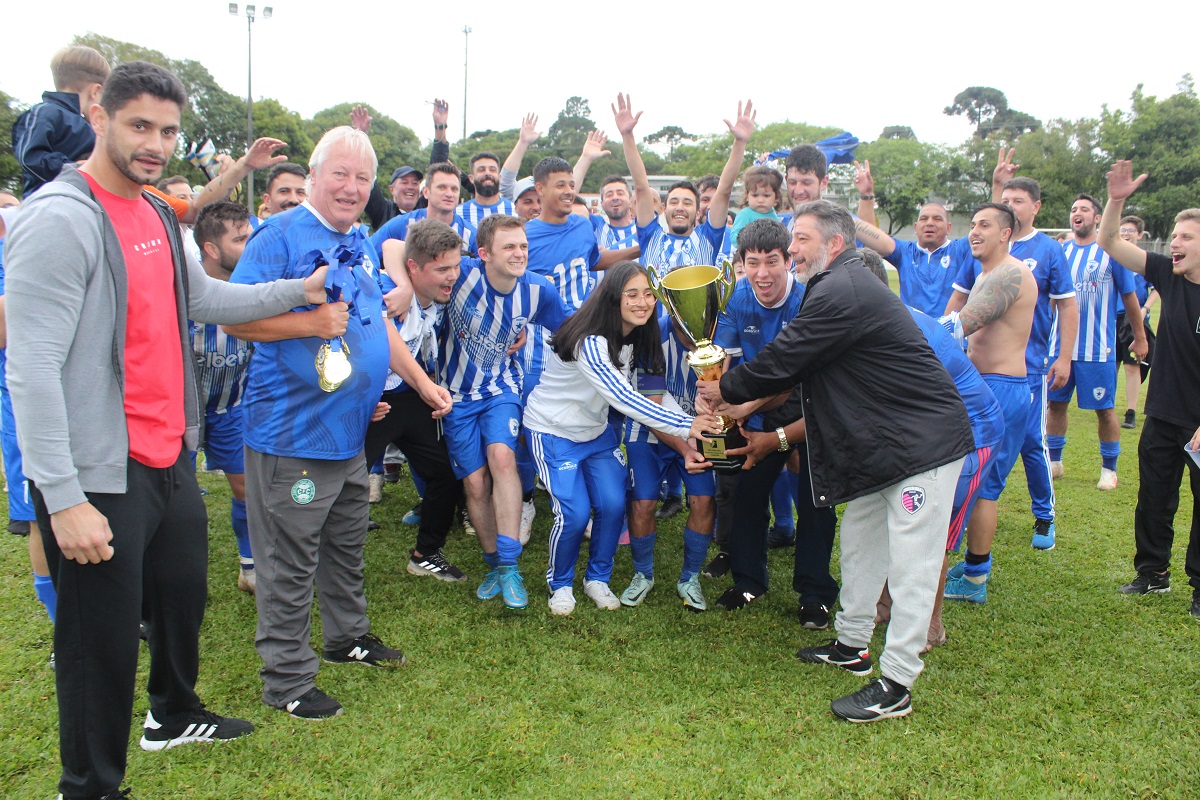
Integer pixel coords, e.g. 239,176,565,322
84,173,185,468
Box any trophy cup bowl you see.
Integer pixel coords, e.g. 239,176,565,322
647,261,746,474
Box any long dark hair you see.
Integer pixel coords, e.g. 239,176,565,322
551,261,664,373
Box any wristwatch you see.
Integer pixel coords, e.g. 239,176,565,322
775,427,789,452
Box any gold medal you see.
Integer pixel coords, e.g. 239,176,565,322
316,338,353,392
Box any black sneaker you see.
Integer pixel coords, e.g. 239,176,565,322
715,586,762,611
655,494,685,520
99,790,135,800
324,632,406,667
795,639,872,676
282,687,343,719
1191,591,1200,621
1121,409,1136,429
139,707,254,751
1119,571,1170,594
799,604,831,630
702,551,731,579
767,525,796,549
367,517,382,531
831,678,912,723
407,549,467,582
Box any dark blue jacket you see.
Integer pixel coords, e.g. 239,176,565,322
13,91,96,195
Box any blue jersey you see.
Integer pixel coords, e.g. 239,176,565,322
886,237,974,316
378,270,442,394
191,321,252,414
1055,241,1135,363
908,307,1004,451
231,204,390,460
368,207,477,257
713,275,805,430
458,197,514,229
440,257,568,401
596,220,638,252
522,215,602,378
953,230,1075,375
628,320,699,445
637,214,726,271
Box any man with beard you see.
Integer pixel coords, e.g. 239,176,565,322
1045,194,1147,491
259,162,308,218
459,151,514,228
595,175,638,253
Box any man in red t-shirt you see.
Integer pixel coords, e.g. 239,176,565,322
4,62,329,800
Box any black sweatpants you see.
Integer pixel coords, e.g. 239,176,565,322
791,444,840,607
1134,415,1200,591
33,451,208,800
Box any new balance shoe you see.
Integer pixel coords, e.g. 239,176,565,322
702,551,731,579
139,708,254,751
584,580,620,610
477,569,501,601
655,494,684,520
1119,571,1170,594
281,687,343,719
944,573,988,603
677,574,707,612
767,525,796,549
1121,409,1137,429
620,572,655,607
323,632,406,667
1031,519,1056,550
831,678,912,723
519,499,536,545
548,586,576,616
1050,460,1064,479
715,586,762,611
795,639,872,676
401,505,422,526
1097,467,1119,491
407,549,467,582
799,604,831,630
368,473,384,503
497,565,528,609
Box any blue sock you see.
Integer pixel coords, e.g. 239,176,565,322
483,549,500,569
231,498,253,561
1100,440,1120,471
496,534,522,566
681,527,712,582
963,552,992,578
1047,435,1066,462
370,453,385,475
770,471,795,532
629,532,656,579
34,573,56,623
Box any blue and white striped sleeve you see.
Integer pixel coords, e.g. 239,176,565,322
578,336,693,439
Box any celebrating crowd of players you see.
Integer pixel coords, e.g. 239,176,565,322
3,49,1200,800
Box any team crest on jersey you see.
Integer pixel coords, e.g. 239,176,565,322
900,486,925,515
291,478,316,505
1093,387,1106,401
508,417,519,437
1024,258,1038,272
941,255,951,269
512,316,528,334
613,448,627,467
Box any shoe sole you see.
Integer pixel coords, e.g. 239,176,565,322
548,605,575,616
798,655,872,677
287,708,344,720
802,619,830,630
406,562,466,582
322,653,407,667
139,733,247,751
1120,586,1170,595
1031,538,1055,551
834,702,912,723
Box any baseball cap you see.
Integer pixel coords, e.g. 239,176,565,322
390,166,424,183
513,177,536,199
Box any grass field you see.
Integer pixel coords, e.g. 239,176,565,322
1,382,1198,799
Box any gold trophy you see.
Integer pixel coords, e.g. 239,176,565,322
647,259,745,474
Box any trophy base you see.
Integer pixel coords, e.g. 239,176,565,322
701,430,747,476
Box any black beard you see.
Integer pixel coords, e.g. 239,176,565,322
475,178,499,198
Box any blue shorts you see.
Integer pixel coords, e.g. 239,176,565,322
978,375,1031,502
201,405,245,474
946,445,996,552
1,386,35,525
443,394,522,480
1047,360,1118,410
626,440,715,501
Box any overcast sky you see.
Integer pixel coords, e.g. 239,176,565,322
6,1,1193,154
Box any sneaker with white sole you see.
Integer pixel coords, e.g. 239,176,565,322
281,687,343,720
1050,460,1064,479
477,569,501,600
1097,467,1118,491
407,549,467,582
677,574,707,612
584,580,620,610
498,564,528,609
323,632,406,667
795,639,872,676
620,572,655,606
831,678,912,723
237,567,256,595
139,708,254,751
461,508,477,537
368,473,384,503
548,585,576,615
519,500,536,545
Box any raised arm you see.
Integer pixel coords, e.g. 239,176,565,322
991,146,1019,202
573,130,611,191
431,99,450,164
706,100,755,229
1097,161,1149,274
501,113,541,199
613,93,654,227
853,160,878,227
185,137,288,223
853,217,897,257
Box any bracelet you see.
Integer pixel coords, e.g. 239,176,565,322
775,427,789,452
859,194,875,200
434,123,447,130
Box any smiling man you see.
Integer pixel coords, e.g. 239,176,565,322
259,162,308,219
4,61,333,800
459,151,514,228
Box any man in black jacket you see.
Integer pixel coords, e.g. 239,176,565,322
699,200,973,722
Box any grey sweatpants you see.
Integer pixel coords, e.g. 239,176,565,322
834,457,965,689
245,447,372,707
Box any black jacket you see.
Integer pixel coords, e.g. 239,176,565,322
720,249,973,506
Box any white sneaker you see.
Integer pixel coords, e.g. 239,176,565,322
1097,467,1118,491
584,580,620,610
519,499,536,545
368,473,384,503
237,567,256,595
1050,460,1064,480
548,586,576,615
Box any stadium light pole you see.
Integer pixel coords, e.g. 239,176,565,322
230,3,273,203
462,25,471,141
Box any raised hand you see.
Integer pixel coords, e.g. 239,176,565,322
853,159,874,196
519,113,541,145
723,99,756,143
1106,160,1149,202
244,137,288,170
350,104,372,133
432,98,449,128
993,146,1019,185
612,93,643,137
581,129,611,160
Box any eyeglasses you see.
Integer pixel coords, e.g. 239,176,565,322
1118,228,1140,236
622,289,657,302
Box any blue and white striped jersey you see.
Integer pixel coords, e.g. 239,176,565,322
379,271,442,393
440,258,568,401
458,197,515,229
368,207,477,257
1052,241,1135,363
191,321,252,414
628,321,698,445
636,214,726,272
596,220,638,252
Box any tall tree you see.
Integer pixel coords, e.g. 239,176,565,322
0,89,23,194
880,125,917,141
645,125,696,161
945,86,1041,140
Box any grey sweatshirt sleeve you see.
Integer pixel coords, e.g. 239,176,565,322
185,246,310,325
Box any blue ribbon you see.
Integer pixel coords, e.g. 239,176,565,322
303,231,374,327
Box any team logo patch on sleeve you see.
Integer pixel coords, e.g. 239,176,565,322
291,478,317,505
900,487,925,514
509,417,520,437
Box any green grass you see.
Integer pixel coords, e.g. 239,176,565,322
2,384,1198,799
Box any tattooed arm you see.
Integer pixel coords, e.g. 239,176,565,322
957,260,1024,336
853,218,896,258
